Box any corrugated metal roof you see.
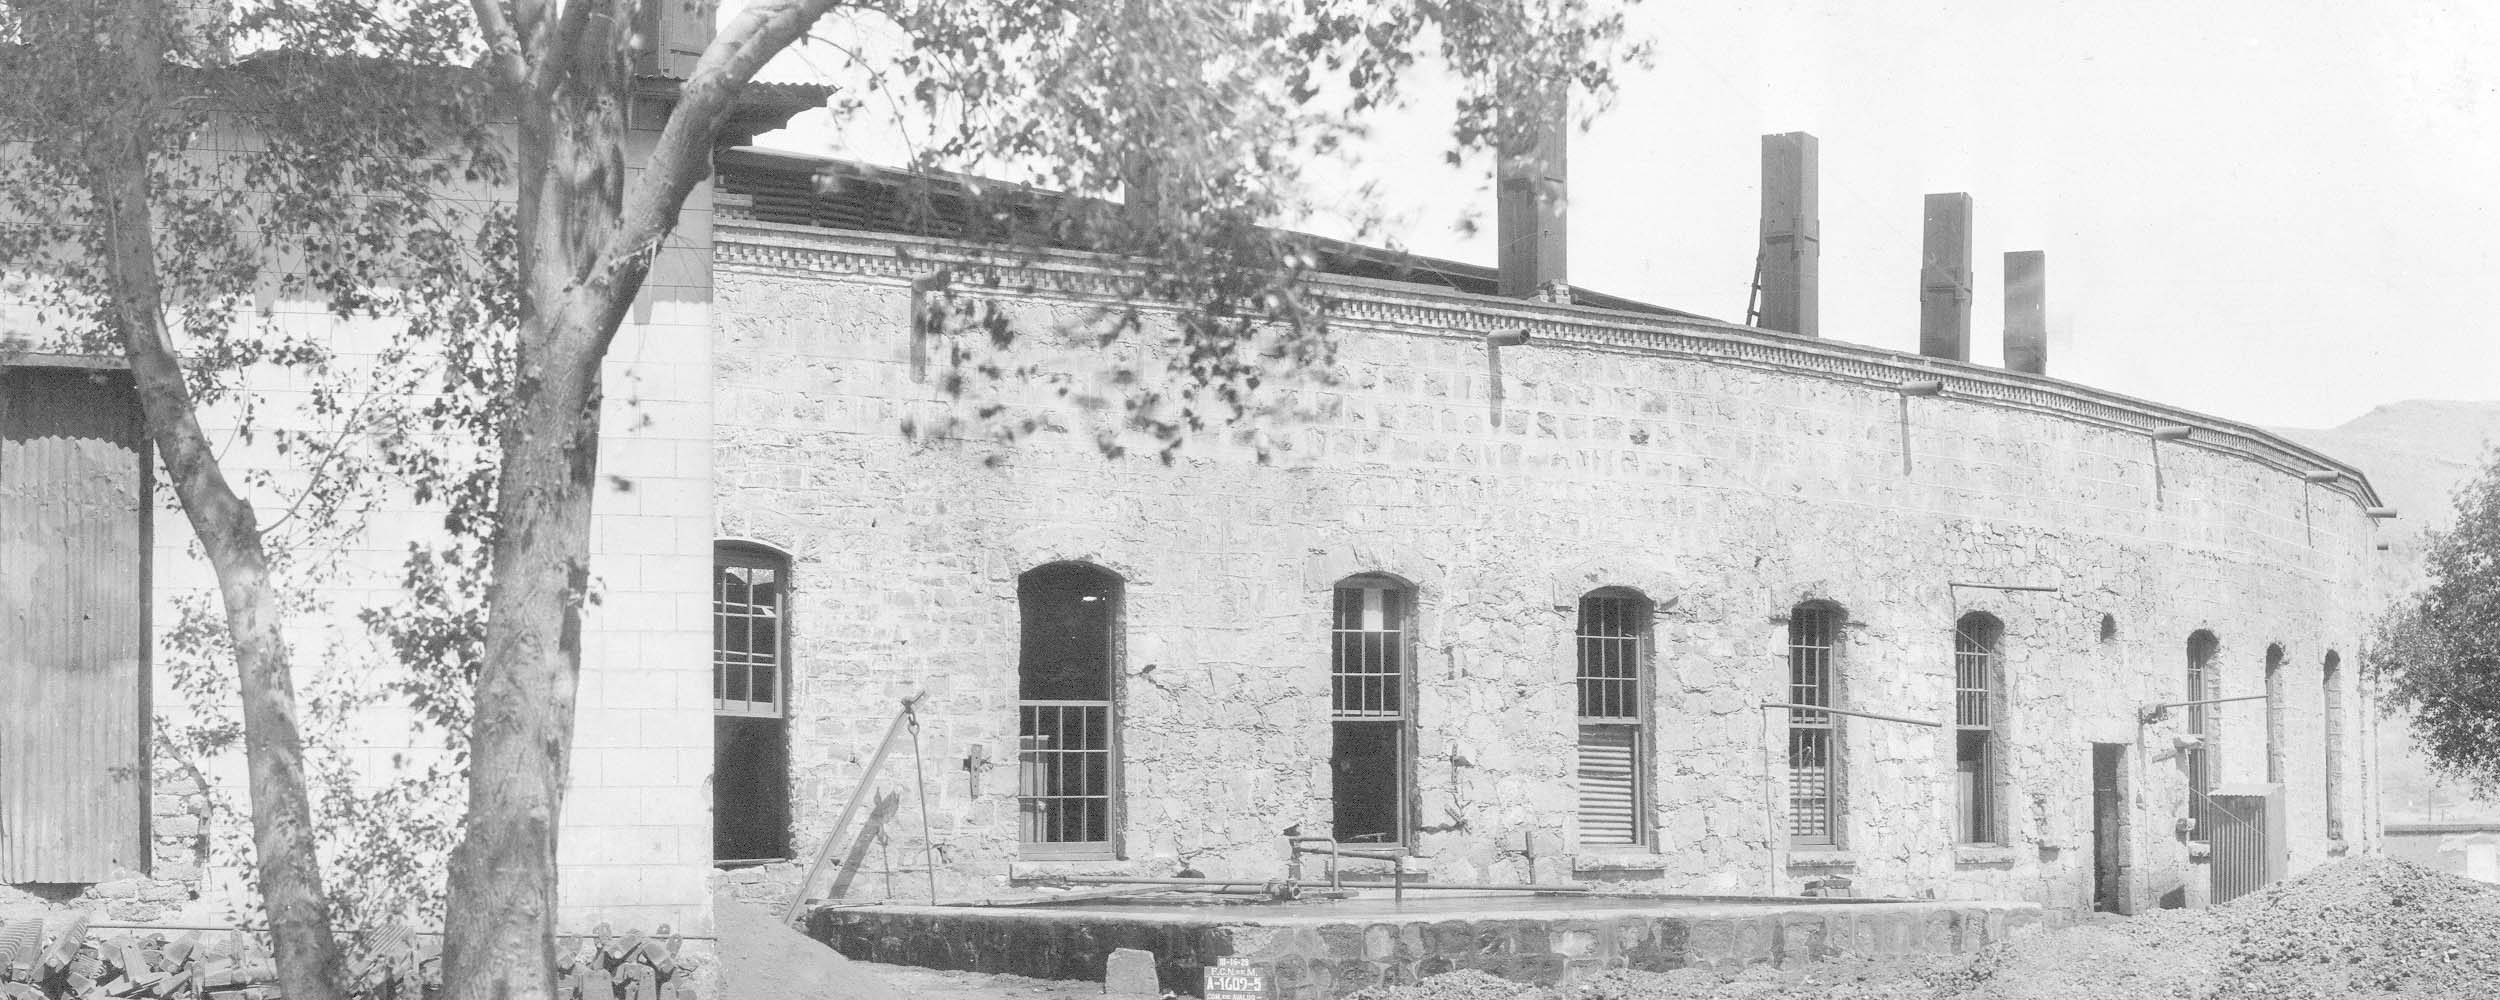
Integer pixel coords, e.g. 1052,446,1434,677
712,147,1715,322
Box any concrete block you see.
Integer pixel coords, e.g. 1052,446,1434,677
1104,948,1159,997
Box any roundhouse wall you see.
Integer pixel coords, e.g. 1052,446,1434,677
711,222,2386,916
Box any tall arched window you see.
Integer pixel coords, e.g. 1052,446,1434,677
1787,602,1844,847
2263,644,2287,784
1953,613,2004,844
2184,630,2219,841
2323,651,2345,838
1018,562,1123,856
715,542,792,862
1576,589,1650,847
1331,575,1412,844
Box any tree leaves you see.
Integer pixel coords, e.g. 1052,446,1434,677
2375,449,2500,795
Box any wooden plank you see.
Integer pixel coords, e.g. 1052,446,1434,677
0,369,148,882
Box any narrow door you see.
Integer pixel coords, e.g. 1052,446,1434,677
2091,743,2126,913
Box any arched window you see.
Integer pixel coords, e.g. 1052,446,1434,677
2184,630,2219,841
1576,589,1651,847
1018,562,1122,856
2263,644,2287,784
1330,574,1412,844
1787,602,1844,847
2323,651,2345,839
715,542,791,862
1953,613,2004,844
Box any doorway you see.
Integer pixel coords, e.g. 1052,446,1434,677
2091,743,2127,913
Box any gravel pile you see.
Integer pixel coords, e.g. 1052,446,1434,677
1347,858,2500,1000
1945,857,2500,1000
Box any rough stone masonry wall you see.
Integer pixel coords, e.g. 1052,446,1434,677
712,223,2387,919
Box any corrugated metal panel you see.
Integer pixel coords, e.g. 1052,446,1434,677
0,369,148,883
1577,724,1639,846
2208,785,2286,905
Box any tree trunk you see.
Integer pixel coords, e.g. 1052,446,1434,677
438,314,605,1000
440,75,615,991
439,13,646,992
90,6,347,997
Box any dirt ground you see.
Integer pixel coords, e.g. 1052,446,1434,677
743,858,2500,1000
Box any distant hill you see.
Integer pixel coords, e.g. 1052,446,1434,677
2270,400,2500,825
2273,400,2500,534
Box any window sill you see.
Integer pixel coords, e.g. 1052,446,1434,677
1574,851,1666,873
1786,850,1856,869
1953,845,2019,866
1016,849,1121,864
714,857,796,870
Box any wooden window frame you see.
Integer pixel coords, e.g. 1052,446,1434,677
1786,603,1843,848
1329,575,1415,846
1953,613,2004,845
1575,589,1651,849
1016,562,1123,860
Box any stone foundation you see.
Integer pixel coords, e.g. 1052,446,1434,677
813,894,2039,998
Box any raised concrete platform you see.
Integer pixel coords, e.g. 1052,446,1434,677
810,892,2041,998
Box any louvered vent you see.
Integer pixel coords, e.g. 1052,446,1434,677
1577,724,1639,846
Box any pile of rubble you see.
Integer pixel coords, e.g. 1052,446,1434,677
0,912,698,1000
1349,858,2500,1000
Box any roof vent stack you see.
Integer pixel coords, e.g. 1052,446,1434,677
2004,250,2047,375
1918,193,1974,361
1754,132,1820,336
1497,85,1570,300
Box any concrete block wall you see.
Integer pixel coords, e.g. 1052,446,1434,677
0,115,721,937
710,222,2388,919
554,125,719,934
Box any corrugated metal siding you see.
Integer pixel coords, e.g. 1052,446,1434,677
1576,724,1639,846
2208,787,2286,905
0,369,147,883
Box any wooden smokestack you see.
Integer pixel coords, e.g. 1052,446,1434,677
1918,193,1973,361
1497,88,1568,299
2003,251,2047,375
1755,132,1819,336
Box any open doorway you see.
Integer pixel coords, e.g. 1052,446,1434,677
2092,742,2128,913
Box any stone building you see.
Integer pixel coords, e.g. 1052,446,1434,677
700,145,2393,919
0,105,2391,951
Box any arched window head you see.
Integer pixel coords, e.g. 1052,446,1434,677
2099,613,2119,643
1018,562,1123,702
1576,588,1650,720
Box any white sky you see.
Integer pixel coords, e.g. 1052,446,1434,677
755,1,2500,429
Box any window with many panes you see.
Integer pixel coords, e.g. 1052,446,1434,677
2184,630,2219,841
1576,590,1649,847
1017,562,1122,856
1953,613,2003,844
714,543,791,862
1331,576,1412,844
1787,603,1842,847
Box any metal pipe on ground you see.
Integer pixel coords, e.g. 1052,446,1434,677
1036,875,1591,893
